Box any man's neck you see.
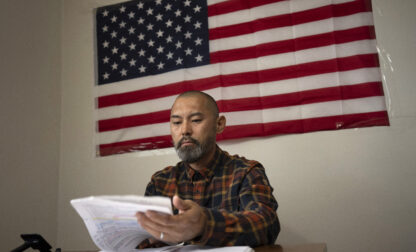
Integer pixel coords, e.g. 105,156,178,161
188,145,216,171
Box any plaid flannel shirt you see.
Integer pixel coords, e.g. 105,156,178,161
144,146,280,247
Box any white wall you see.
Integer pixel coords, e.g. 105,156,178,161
0,0,61,251
55,0,415,251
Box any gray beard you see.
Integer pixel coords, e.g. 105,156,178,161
175,136,214,163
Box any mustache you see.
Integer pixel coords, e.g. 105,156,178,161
177,137,199,147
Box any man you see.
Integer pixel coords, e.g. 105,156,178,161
136,91,280,248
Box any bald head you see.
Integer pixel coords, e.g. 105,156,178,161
173,91,219,118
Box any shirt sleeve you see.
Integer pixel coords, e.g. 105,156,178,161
191,164,280,247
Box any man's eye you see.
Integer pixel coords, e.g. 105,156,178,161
192,119,202,123
172,121,181,125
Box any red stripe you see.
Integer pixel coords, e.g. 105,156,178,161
98,53,380,108
210,26,376,63
98,110,170,132
99,135,172,157
207,0,284,17
99,111,389,156
98,82,384,132
209,0,370,40
218,111,389,140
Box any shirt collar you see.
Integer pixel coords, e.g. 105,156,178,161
185,145,222,182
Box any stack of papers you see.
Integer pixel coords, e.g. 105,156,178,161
71,195,253,252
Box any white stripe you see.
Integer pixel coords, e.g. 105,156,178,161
97,63,380,121
208,0,356,29
99,122,170,145
207,0,228,6
224,96,387,125
98,96,386,144
209,12,374,52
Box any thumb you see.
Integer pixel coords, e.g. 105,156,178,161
173,195,191,213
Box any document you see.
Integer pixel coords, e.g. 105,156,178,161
140,244,254,252
71,195,254,252
71,195,172,251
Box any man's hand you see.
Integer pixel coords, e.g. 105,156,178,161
136,195,207,244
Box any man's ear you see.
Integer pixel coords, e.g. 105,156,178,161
216,115,226,134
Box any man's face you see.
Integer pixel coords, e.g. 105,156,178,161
170,95,217,163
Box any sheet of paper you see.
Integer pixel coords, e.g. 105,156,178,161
71,195,172,251
129,244,254,252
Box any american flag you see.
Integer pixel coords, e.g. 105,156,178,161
95,0,389,156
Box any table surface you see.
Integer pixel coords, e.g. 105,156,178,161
66,243,327,252
254,243,327,252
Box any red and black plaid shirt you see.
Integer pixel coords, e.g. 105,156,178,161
145,146,280,247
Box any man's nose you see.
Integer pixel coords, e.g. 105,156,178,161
181,121,192,136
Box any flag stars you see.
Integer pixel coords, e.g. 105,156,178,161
184,0,191,7
129,43,136,50
194,5,201,13
129,59,137,66
184,15,191,23
98,1,210,82
147,40,155,47
194,37,203,45
185,48,193,55
156,30,164,38
128,27,135,34
119,37,127,44
195,54,203,62
165,19,173,27
120,68,128,76
148,55,155,63
138,49,146,57
157,45,164,54
194,21,202,29
147,8,154,15
184,31,192,39
128,11,135,19
155,13,163,21
176,57,183,65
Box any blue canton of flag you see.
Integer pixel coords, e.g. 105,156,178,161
96,0,210,85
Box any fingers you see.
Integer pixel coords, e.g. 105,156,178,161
136,211,180,242
136,196,206,243
136,212,163,240
173,195,193,214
